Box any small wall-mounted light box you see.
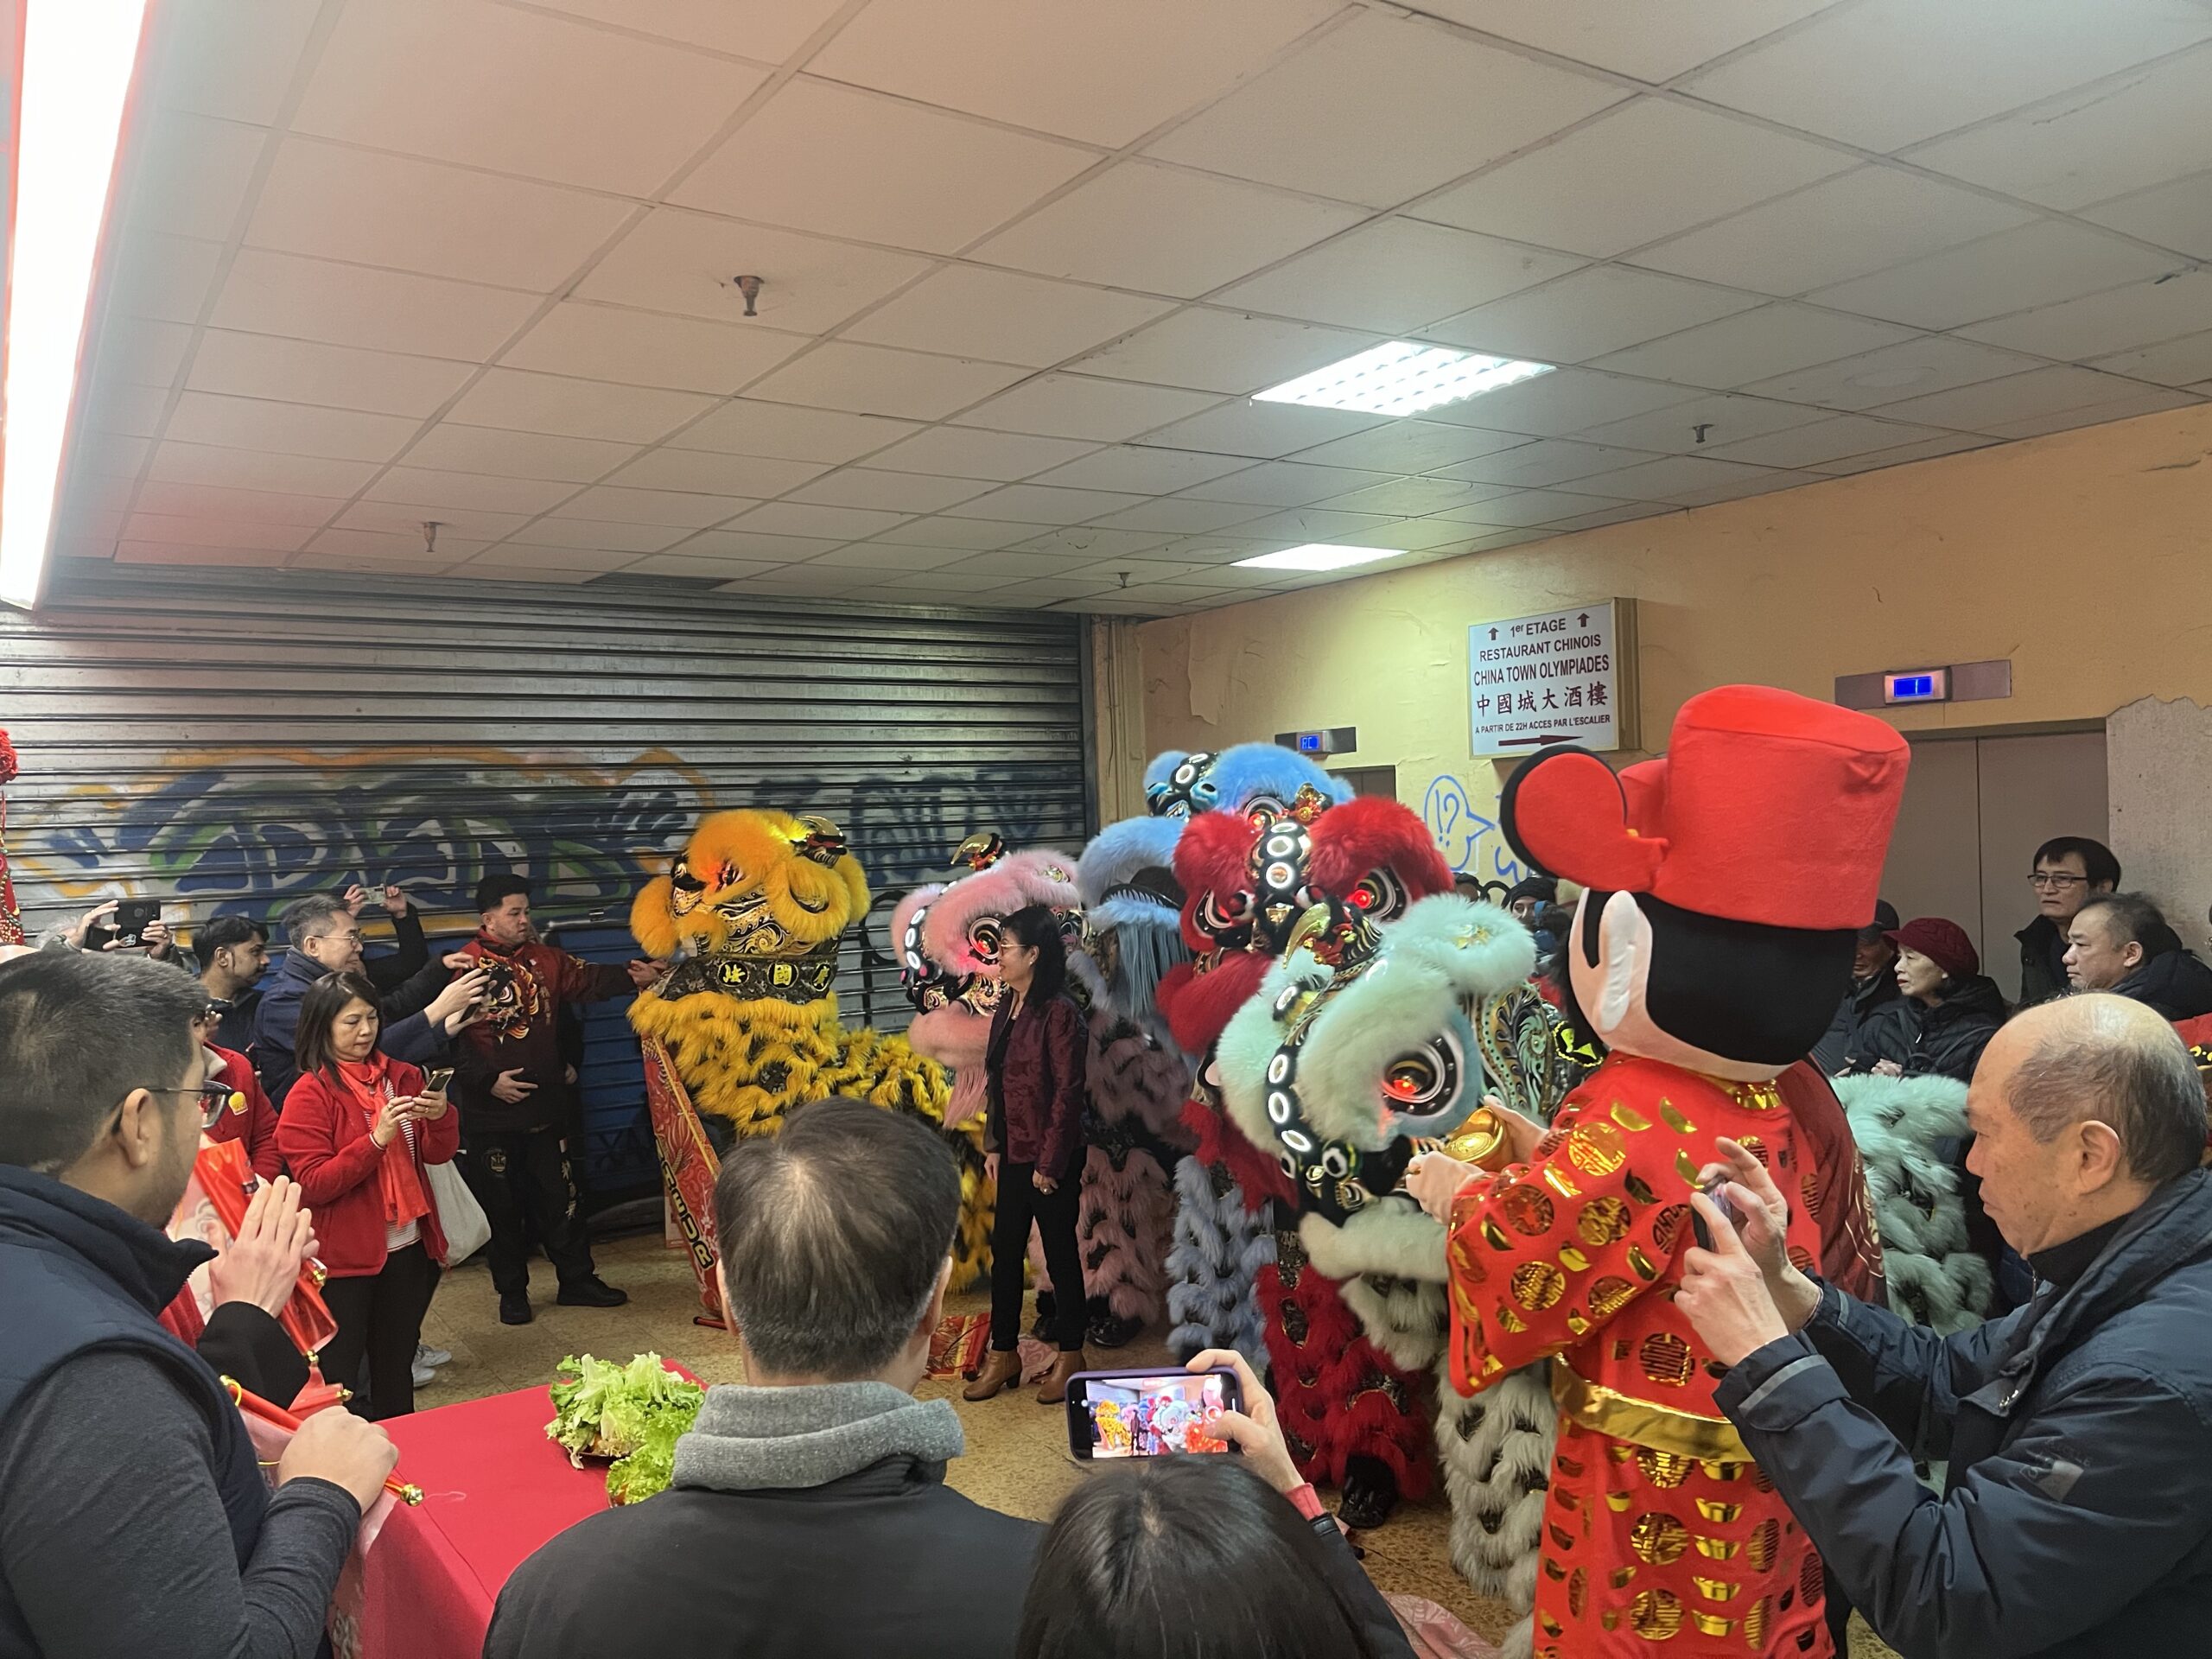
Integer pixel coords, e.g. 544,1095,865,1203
1276,726,1357,756
1883,669,1950,705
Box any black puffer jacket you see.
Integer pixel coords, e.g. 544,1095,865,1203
2018,914,2072,1007
1719,1167,2212,1657
2113,946,2212,1022
1811,970,1904,1075
1842,974,2007,1084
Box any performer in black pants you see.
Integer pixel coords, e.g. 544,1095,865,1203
963,905,1090,1405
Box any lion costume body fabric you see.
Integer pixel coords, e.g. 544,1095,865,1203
627,809,981,1307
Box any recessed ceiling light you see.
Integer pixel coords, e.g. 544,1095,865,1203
1254,341,1554,418
1232,543,1407,572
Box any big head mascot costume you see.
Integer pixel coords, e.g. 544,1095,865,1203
1440,686,1908,1658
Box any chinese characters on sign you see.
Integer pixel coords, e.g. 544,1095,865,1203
1468,600,1637,755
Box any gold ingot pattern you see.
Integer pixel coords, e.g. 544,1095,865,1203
1640,1331,1694,1387
1577,1197,1632,1246
1731,1080,1782,1113
1657,1101,1696,1135
1605,1491,1633,1512
1630,1511,1689,1565
1694,1535,1740,1560
1565,1311,1591,1336
1735,1134,1767,1166
1482,1354,1503,1376
1497,1303,1529,1333
1610,1565,1637,1589
1624,1172,1660,1205
1695,1497,1743,1524
1627,1244,1660,1281
1544,1556,1568,1580
1512,1260,1567,1311
1694,1577,1741,1603
1559,1246,1592,1272
1746,1517,1780,1572
1629,1589,1684,1640
1482,1216,1514,1252
1600,1611,1620,1632
1700,1459,1745,1483
1538,1611,1562,1637
1608,1442,1636,1464
1568,1121,1629,1176
1556,1452,1586,1478
1542,1164,1582,1199
1448,1235,1488,1283
1587,1274,1637,1318
1636,1447,1693,1488
1692,1611,1736,1637
1500,1182,1556,1236
1548,1522,1575,1552
1744,1598,1769,1646
1611,1101,1651,1132
1675,1147,1702,1185
1567,1567,1588,1618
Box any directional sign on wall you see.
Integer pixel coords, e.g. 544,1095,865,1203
1468,599,1638,756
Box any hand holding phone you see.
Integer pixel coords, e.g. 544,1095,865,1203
1065,1365,1243,1463
1689,1177,1742,1253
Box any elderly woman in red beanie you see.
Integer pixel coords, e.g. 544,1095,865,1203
1841,916,2007,1084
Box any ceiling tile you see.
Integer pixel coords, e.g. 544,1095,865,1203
1679,0,2212,152
1667,468,1830,507
666,530,848,562
804,0,1341,149
1591,303,1917,388
77,435,154,480
1216,219,1586,334
365,467,582,514
741,343,1030,421
1977,384,2201,440
499,303,805,396
1072,309,1379,394
332,502,527,543
154,0,321,124
186,331,474,418
1736,335,2046,410
1867,365,2177,430
862,427,1099,480
88,385,168,439
210,249,541,359
1284,422,1531,473
1184,461,1398,508
550,486,758,527
2093,327,2212,388
622,556,794,581
949,374,1223,442
246,138,632,292
1701,413,1956,469
1084,498,1273,534
1630,168,2033,296
135,111,264,241
526,0,849,58
1904,47,2212,210
1808,433,1999,475
716,565,873,594
955,484,1149,524
727,501,913,540
1147,11,1624,208
121,512,315,552
804,542,980,572
1008,528,1179,559
1579,393,1827,454
841,267,1174,369
1434,440,1658,488
1808,221,2177,330
162,392,420,462
116,543,294,568
1959,269,2212,360
970,161,1364,300
131,481,346,527
1425,267,1764,365
1411,99,1855,261
111,234,225,324
90,320,195,391
1429,488,1637,526
303,525,481,560
1311,476,1518,516
399,423,640,481
669,401,920,463
1131,400,1387,459
575,211,933,335
1582,453,1779,500
1543,502,1673,533
1416,367,1697,435
461,542,638,571
495,519,694,553
1155,533,1300,564
1423,0,1840,82
782,468,995,513
442,369,715,443
291,0,769,193
1223,507,1403,543
1338,516,1492,551
2082,168,2212,260
599,450,830,497
870,517,1064,551
1027,446,1253,493
671,77,1095,254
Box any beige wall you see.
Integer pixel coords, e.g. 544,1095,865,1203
1135,403,2212,884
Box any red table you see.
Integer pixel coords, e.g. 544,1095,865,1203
359,1383,622,1659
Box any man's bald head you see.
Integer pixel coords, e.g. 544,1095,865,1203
1998,995,2206,1183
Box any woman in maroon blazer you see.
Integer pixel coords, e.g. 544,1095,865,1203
276,970,459,1418
964,905,1090,1405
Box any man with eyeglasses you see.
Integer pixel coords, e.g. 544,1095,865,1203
2018,836,2121,1007
0,950,399,1658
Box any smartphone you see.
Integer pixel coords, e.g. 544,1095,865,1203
88,898,165,950
424,1067,454,1093
1690,1177,1742,1252
1065,1368,1242,1461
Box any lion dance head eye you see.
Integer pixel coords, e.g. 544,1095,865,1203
1380,1032,1464,1122
967,917,1004,963
1347,867,1409,922
1196,890,1249,936
1243,792,1286,826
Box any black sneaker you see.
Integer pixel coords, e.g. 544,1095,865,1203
557,1275,628,1308
499,1292,533,1325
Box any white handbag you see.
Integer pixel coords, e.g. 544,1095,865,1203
424,1154,491,1268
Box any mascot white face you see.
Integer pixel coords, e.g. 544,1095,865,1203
1566,889,1795,1084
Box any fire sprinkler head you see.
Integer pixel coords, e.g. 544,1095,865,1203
734,274,763,317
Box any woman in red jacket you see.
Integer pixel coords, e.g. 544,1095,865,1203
276,970,458,1418
964,905,1090,1406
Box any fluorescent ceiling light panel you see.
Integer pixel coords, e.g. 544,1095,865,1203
1253,341,1553,418
1232,543,1406,572
0,0,153,609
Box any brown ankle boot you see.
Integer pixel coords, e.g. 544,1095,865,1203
1035,1351,1083,1405
963,1349,1022,1402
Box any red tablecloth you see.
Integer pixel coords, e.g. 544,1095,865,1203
359,1382,630,1659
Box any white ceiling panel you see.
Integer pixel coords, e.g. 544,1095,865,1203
1977,384,2199,441
1630,168,2033,296
333,501,530,542
2094,328,2212,388
117,542,296,568
1147,11,1624,207
1414,368,1698,436
741,343,1030,421
398,423,641,482
1225,507,1403,543
153,0,321,125
122,512,315,552
671,78,1096,255
804,541,981,572
1285,422,1530,473
136,111,266,241
1183,461,1396,508
841,267,1174,368
1072,309,1378,395
622,556,791,581
1084,498,1273,534
1435,441,1659,489
1959,270,2212,361
955,484,1150,524
1132,400,1386,459
1029,446,1252,494
1008,529,1181,560
133,481,346,527
1543,503,1672,534
669,401,920,463
1867,365,2177,430
445,370,716,444
290,0,769,194
868,517,1039,551
949,375,1222,442
863,426,1098,481
499,518,690,552
1737,335,2046,410
599,449,831,498
500,304,807,397
1808,221,2177,330
550,486,760,528
527,0,850,60
1701,413,1959,469
1578,393,1831,455
1592,304,1918,389
1810,433,1998,476
804,0,1343,149
1426,0,1842,82
1668,468,1830,507
1217,219,1586,334
1425,267,1764,365
365,468,583,515
1411,99,1856,260
666,530,848,562
1581,453,1780,500
162,393,421,462
1310,476,1517,517
726,501,912,540
970,162,1365,299
187,331,474,418
210,249,541,359
91,319,195,391
576,211,933,334
2082,168,2212,261
782,468,995,514
1677,0,2212,153
87,385,170,439
461,542,634,571
111,234,225,325
1430,488,1637,527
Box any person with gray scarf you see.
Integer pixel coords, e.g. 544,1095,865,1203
485,1097,1040,1659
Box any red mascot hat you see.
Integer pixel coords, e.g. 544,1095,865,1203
1503,684,1908,932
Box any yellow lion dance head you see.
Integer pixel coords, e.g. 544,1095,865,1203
631,809,868,965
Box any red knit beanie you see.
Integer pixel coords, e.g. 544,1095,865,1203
1885,917,1978,980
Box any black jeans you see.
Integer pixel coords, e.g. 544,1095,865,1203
990,1160,1086,1352
461,1127,595,1297
321,1243,440,1420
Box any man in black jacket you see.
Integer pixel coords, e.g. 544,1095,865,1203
2018,835,2120,1006
2065,892,2212,1021
486,1098,1042,1659
0,951,397,1657
1678,994,2212,1657
1812,899,1901,1073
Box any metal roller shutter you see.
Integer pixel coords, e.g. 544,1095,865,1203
1,565,1093,1199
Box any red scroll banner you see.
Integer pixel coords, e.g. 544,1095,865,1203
163,1135,341,1361
639,1034,726,1327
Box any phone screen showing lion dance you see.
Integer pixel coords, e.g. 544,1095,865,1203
1080,1371,1237,1458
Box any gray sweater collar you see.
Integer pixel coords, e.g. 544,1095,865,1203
671,1380,965,1494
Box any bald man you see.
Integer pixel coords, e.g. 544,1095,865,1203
1675,995,2212,1658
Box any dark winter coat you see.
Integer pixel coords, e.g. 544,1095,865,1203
253,934,449,1109
1811,969,1904,1075
1717,1166,2212,1657
983,990,1087,1179
2018,913,2072,1007
1842,974,2006,1084
2112,945,2212,1022
448,933,632,1135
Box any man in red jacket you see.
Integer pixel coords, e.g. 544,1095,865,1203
454,875,662,1325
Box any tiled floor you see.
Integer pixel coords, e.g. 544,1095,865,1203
416,1231,1894,1657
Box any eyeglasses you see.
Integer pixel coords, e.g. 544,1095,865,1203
2027,872,2089,889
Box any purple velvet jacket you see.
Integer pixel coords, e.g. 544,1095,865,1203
983,991,1087,1179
